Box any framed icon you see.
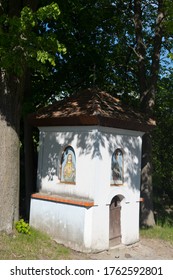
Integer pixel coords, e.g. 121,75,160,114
60,146,76,184
111,149,123,185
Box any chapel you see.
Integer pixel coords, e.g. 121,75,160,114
29,88,155,252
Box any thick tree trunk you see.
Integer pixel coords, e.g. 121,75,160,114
133,0,155,227
0,70,24,231
0,120,19,231
134,0,164,227
140,133,155,227
0,0,40,230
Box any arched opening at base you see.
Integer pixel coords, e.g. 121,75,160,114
109,195,123,246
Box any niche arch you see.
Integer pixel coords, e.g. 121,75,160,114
60,145,76,184
110,148,124,186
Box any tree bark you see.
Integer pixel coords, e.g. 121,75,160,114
0,0,40,231
0,70,24,231
23,118,36,219
134,0,147,97
140,133,155,227
134,0,164,227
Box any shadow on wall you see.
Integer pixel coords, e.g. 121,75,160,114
37,128,142,191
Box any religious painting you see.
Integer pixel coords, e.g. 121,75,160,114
111,149,123,185
60,146,76,184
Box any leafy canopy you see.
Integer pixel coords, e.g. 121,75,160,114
0,2,66,75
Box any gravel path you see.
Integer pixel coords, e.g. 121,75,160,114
71,238,173,260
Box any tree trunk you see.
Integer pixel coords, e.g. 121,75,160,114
134,0,164,227
24,117,37,220
140,133,155,227
0,70,24,231
0,0,40,230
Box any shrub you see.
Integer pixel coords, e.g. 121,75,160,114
15,219,31,235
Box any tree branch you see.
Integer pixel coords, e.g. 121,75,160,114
141,0,165,115
134,0,147,98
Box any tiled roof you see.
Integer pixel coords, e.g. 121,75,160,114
29,88,155,132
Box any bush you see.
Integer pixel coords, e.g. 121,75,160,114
15,219,31,235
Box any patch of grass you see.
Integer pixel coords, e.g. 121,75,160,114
0,227,71,260
140,224,173,245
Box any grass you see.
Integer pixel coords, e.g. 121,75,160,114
140,196,173,245
1,223,173,260
0,227,71,260
140,223,173,245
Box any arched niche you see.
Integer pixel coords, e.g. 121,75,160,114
60,146,76,184
110,148,124,186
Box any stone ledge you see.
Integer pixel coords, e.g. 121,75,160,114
31,193,94,207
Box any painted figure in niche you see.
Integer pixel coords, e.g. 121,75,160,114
111,149,123,185
61,146,76,183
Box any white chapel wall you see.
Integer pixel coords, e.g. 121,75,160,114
31,125,144,251
37,126,143,202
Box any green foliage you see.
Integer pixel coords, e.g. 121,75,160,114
151,76,173,225
0,2,66,76
44,0,140,94
1,0,173,226
15,219,31,235
37,2,61,21
153,77,173,195
37,0,173,96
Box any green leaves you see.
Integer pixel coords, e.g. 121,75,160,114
0,2,66,75
37,2,61,21
15,219,31,235
21,7,36,30
37,50,56,66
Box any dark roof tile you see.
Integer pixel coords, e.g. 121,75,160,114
29,88,155,132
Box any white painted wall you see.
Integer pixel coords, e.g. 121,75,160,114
30,198,87,251
30,125,143,251
37,127,100,199
37,126,142,201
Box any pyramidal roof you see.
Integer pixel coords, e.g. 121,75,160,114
29,88,155,132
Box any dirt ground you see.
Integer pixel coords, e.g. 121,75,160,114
71,237,173,260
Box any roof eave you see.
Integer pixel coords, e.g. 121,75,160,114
28,114,155,132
